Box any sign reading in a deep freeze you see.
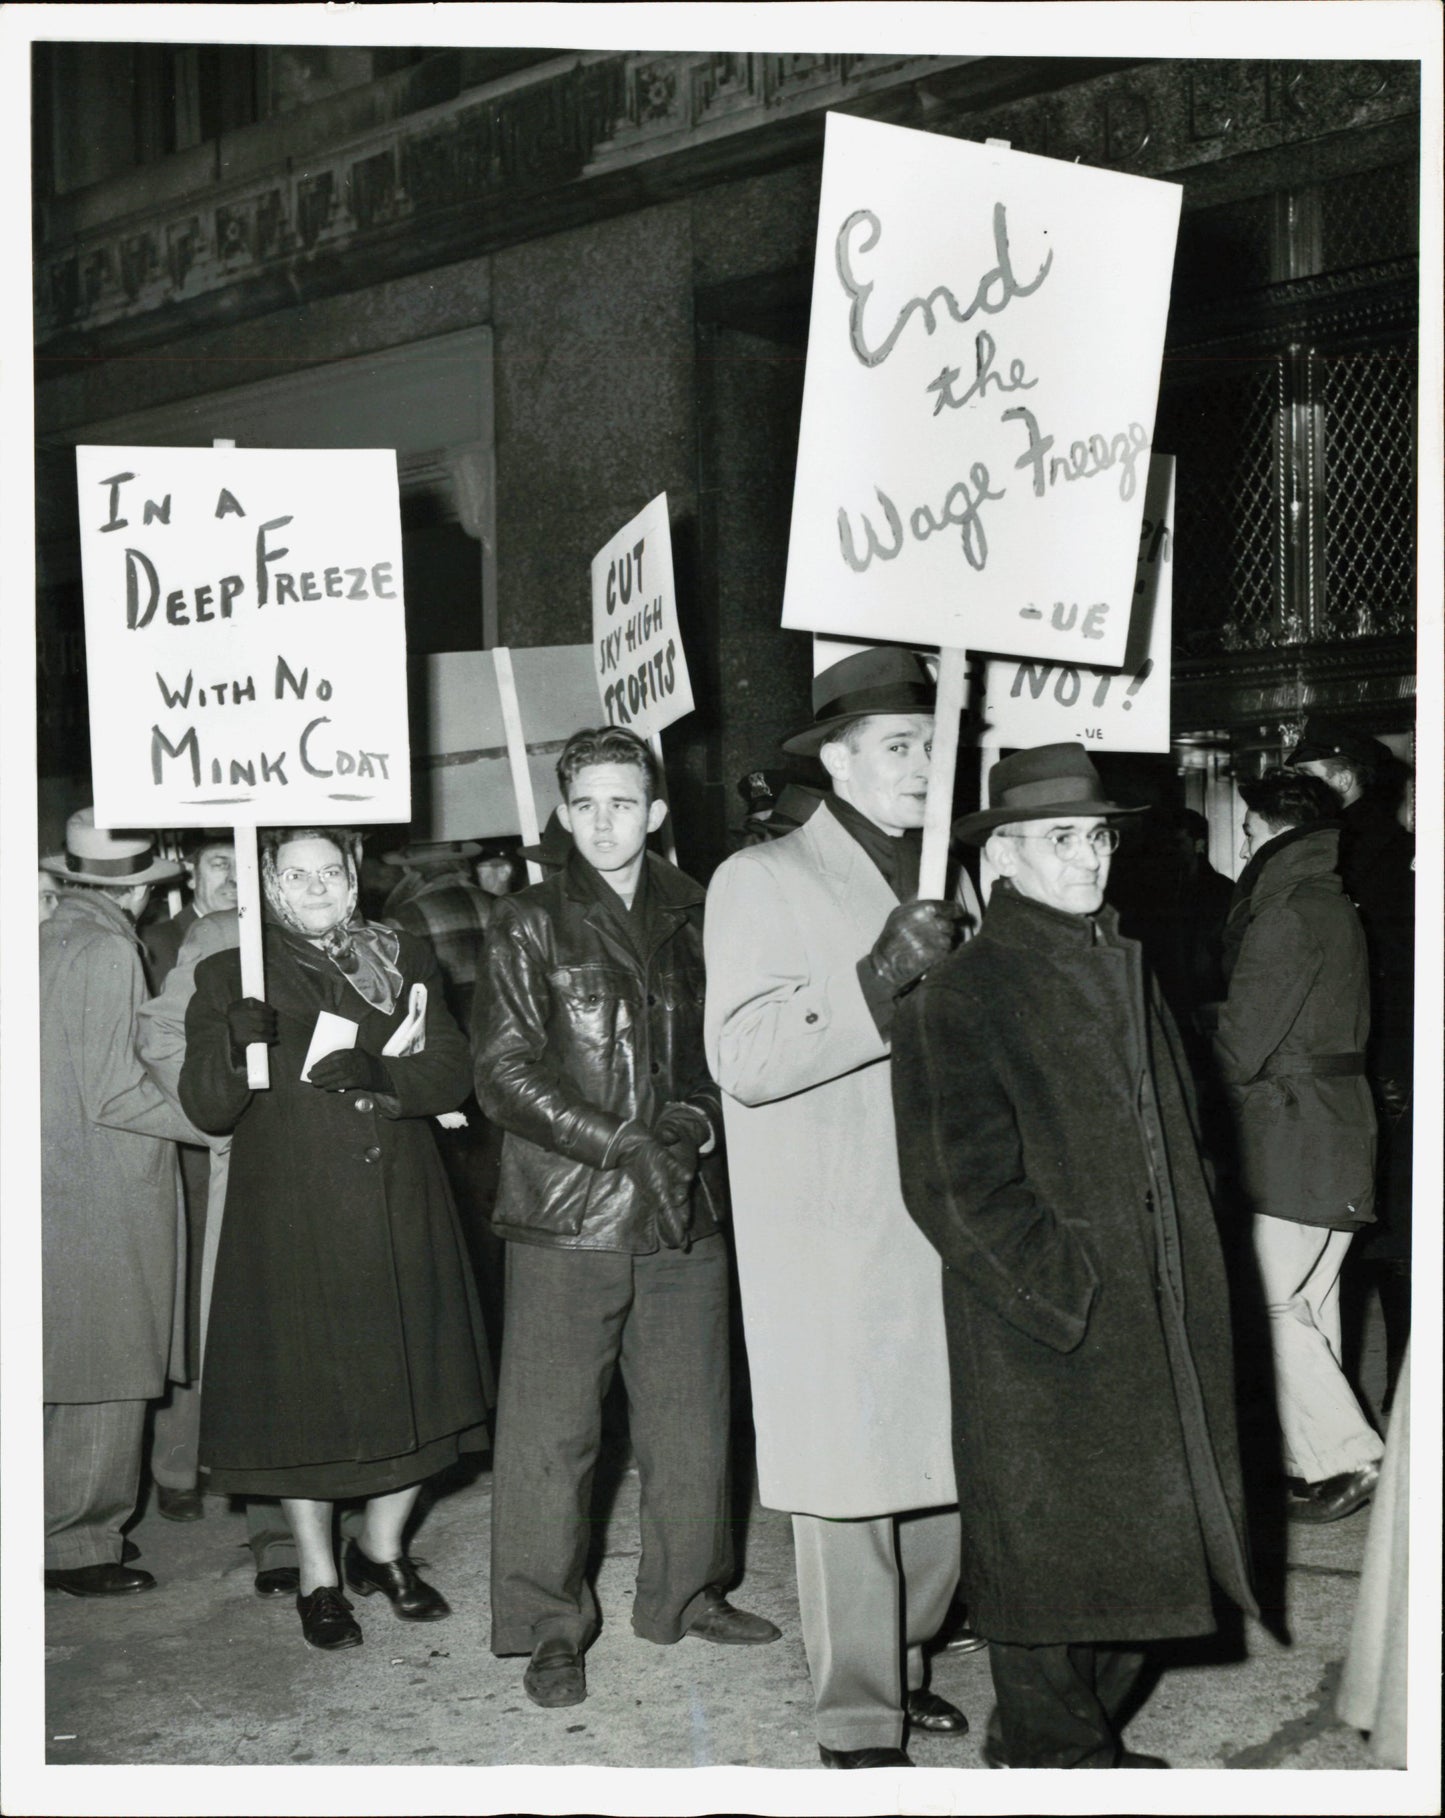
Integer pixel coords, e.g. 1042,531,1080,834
76,445,410,828
781,114,1182,669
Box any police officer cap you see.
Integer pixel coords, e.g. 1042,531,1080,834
1284,716,1392,772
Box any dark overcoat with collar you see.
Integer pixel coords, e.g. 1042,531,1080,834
1215,825,1376,1231
891,882,1255,1645
180,928,490,1478
472,850,725,1252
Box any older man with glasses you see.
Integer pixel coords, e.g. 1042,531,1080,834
890,743,1256,1770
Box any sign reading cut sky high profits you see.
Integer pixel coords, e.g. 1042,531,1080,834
76,446,410,829
781,113,1182,669
980,455,1175,753
590,491,694,738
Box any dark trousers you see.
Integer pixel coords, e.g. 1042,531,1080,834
489,1233,734,1656
988,1641,1148,1767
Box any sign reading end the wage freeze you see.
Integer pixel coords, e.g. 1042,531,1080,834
76,446,410,829
590,492,694,739
782,114,1181,669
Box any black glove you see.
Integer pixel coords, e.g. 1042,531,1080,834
307,1047,393,1094
610,1122,696,1250
867,899,965,995
225,997,278,1068
1375,1076,1411,1120
653,1101,712,1152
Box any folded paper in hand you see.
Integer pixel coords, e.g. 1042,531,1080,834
383,983,427,1058
301,1011,358,1082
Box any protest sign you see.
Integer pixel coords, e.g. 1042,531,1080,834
980,455,1175,753
75,445,410,830
410,645,600,843
590,493,694,739
781,114,1181,669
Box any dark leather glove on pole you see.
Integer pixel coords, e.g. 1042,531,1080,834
867,899,966,995
225,996,278,1068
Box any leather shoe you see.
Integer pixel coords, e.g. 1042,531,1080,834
934,1605,989,1654
982,1725,1170,1770
156,1484,206,1522
254,1566,301,1598
523,1637,586,1708
343,1540,450,1620
818,1744,914,1768
295,1584,363,1651
906,1687,969,1734
1287,1462,1380,1524
685,1595,781,1645
45,1562,156,1597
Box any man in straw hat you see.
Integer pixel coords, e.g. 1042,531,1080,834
39,810,203,1595
704,647,970,1768
890,743,1256,1768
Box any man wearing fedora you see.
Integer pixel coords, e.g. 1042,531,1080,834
890,744,1255,1769
1286,716,1415,1407
705,647,969,1769
40,810,204,1595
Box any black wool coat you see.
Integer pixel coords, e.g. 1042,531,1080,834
180,928,491,1479
891,883,1255,1646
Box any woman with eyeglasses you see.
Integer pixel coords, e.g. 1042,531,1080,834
179,827,491,1653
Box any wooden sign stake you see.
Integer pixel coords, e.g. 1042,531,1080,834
494,646,545,885
208,435,270,1090
648,732,680,867
976,733,1004,905
918,646,968,901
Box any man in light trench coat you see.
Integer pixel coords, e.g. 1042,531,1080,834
704,648,970,1769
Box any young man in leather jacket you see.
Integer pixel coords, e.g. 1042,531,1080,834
472,726,778,1710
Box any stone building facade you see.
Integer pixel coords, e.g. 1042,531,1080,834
33,44,1420,872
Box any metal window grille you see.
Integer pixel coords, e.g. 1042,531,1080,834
1309,341,1418,640
1158,359,1284,656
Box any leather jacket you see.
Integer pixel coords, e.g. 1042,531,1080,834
472,851,725,1252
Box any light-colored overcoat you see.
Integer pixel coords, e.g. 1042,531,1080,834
40,893,199,1402
134,909,237,1363
704,806,955,1518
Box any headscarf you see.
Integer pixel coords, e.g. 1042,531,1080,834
260,828,404,1015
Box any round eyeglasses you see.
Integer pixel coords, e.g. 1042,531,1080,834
278,864,348,890
999,826,1121,860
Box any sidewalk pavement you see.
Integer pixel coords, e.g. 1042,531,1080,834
42,1436,1384,1774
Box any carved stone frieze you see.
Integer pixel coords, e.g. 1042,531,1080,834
33,51,1420,354
957,58,1419,180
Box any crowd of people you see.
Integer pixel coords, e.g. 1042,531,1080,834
38,656,1414,1770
